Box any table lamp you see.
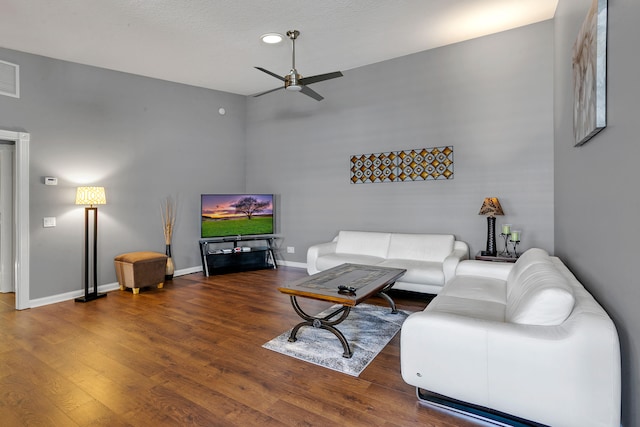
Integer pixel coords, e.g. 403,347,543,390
75,186,107,302
478,197,504,257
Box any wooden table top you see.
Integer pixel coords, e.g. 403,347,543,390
278,263,406,306
475,251,519,263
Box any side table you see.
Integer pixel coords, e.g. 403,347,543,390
475,252,519,263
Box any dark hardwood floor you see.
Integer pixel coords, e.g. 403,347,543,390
0,267,482,426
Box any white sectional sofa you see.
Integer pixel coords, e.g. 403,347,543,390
306,230,469,294
400,248,621,427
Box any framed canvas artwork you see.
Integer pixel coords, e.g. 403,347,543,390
572,0,607,146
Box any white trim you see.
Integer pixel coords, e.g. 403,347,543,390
22,263,317,310
28,266,203,308
0,130,29,310
0,145,14,293
279,260,307,269
175,265,203,275
30,282,120,308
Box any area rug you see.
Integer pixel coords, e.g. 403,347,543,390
262,303,411,377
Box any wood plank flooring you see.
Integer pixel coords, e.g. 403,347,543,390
0,267,482,426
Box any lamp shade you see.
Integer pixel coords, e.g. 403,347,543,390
75,186,106,206
478,197,504,216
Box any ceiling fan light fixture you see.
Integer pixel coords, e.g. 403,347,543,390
260,33,284,44
285,71,302,91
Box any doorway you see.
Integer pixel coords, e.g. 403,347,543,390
0,129,29,310
0,143,14,293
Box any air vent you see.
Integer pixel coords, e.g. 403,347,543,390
0,60,19,98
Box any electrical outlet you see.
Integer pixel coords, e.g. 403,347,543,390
287,246,295,254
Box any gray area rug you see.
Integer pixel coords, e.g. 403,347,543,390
263,303,411,377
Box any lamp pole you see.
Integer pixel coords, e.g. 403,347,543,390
75,187,107,303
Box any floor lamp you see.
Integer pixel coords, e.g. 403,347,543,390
478,197,504,257
75,186,107,303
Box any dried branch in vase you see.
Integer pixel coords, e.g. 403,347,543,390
161,196,177,245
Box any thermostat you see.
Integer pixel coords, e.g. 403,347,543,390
44,177,58,185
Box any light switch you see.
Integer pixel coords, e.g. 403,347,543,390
43,217,56,228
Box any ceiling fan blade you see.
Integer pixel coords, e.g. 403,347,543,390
300,71,343,86
300,85,324,101
255,67,285,82
253,86,284,97
256,31,337,101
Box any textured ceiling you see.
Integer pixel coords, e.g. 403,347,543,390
0,0,558,96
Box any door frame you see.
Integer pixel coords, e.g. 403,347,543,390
0,129,29,310
0,144,15,293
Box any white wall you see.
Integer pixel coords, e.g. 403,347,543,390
554,0,640,425
246,21,554,264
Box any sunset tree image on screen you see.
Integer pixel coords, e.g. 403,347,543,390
232,197,270,220
200,194,274,238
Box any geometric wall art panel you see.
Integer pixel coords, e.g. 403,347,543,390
350,151,398,183
350,146,453,184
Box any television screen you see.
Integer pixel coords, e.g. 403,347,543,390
201,194,274,238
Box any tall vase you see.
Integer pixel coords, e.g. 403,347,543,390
165,244,175,280
482,216,498,257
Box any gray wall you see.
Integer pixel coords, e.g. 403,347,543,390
554,0,639,425
1,7,634,424
246,21,554,264
0,47,247,300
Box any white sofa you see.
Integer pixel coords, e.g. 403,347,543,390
306,230,469,294
400,248,621,427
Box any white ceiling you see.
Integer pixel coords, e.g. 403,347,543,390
0,0,557,97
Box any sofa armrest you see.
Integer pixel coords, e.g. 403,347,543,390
455,259,512,281
442,241,469,283
306,240,337,274
401,310,620,427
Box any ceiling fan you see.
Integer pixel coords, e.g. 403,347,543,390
254,30,343,101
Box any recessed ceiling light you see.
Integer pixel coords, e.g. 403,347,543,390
260,33,284,44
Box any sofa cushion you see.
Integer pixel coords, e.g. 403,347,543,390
315,253,384,271
426,295,506,322
506,262,575,325
440,275,507,304
335,231,391,258
378,259,445,286
387,233,454,263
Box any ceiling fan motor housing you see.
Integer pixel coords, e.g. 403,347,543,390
285,71,302,91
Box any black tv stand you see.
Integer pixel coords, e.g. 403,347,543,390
199,236,277,276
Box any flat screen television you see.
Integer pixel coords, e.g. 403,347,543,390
201,194,274,239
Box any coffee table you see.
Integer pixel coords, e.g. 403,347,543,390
277,263,406,358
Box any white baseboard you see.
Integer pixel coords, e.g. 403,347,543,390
279,260,307,269
26,263,310,309
175,266,203,275
28,266,204,309
29,282,120,308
